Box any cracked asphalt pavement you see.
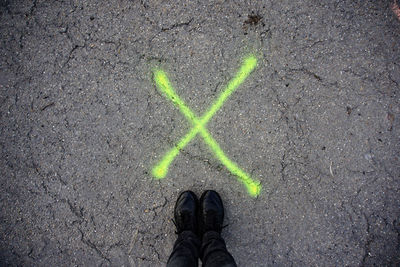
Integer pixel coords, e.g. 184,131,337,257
1,0,399,266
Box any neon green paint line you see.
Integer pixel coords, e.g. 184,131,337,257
152,55,261,197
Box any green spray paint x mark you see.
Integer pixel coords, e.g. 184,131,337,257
152,55,261,197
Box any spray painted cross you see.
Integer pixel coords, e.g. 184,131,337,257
152,55,261,197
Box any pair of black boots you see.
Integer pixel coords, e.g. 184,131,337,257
173,190,224,236
167,190,237,267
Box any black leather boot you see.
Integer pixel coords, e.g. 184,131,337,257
173,190,199,234
199,190,224,236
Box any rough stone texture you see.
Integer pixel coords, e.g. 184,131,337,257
0,0,399,266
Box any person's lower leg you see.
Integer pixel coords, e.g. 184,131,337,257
199,190,237,267
167,191,201,267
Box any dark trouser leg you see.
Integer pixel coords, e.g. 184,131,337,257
167,230,200,267
201,231,237,267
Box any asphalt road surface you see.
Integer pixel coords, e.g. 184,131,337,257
1,0,399,266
